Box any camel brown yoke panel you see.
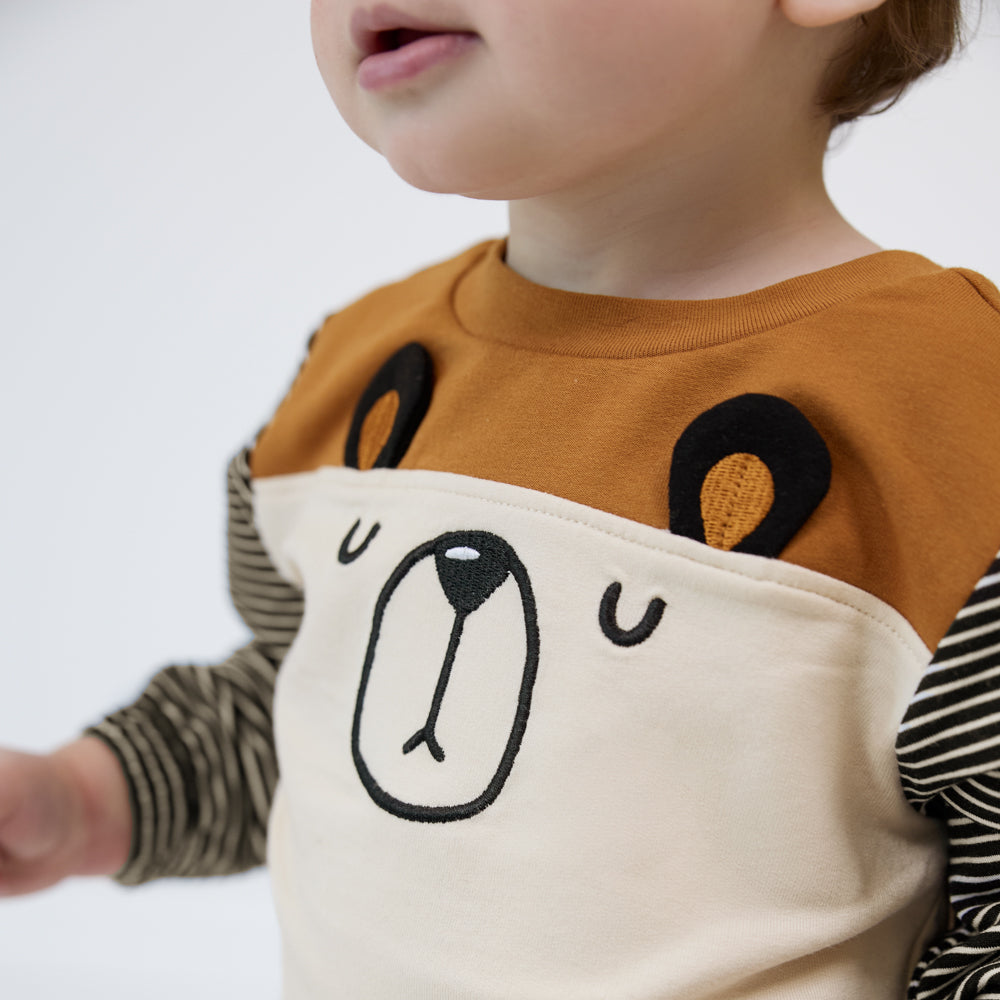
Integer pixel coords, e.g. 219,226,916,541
251,239,1000,650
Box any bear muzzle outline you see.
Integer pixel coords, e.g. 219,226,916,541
351,529,540,823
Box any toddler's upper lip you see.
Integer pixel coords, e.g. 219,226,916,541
350,3,473,58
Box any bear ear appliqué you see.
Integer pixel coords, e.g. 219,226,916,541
345,342,434,470
668,394,831,559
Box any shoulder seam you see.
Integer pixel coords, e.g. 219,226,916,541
954,269,1000,319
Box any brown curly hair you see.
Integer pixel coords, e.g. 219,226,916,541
819,0,972,127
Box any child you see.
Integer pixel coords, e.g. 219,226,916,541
2,0,999,996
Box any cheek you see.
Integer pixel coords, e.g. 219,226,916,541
309,0,337,87
501,0,764,131
310,0,370,142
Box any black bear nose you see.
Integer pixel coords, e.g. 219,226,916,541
433,531,513,616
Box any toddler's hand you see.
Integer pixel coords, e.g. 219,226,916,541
0,737,132,897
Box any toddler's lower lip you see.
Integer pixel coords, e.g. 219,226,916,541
358,32,478,91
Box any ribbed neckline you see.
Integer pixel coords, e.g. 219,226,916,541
451,238,943,359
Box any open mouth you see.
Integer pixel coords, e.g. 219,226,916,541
372,28,441,54
351,8,479,90
351,7,475,59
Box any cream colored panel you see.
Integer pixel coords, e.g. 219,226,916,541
254,467,943,1000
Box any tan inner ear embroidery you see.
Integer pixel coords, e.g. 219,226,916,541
700,453,775,551
357,391,401,471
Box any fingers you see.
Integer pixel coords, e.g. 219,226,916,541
0,851,70,898
0,748,77,898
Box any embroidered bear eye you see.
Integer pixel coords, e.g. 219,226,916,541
599,582,666,647
339,519,381,565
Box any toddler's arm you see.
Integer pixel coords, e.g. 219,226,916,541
2,446,303,892
906,775,1000,999
898,550,1000,998
81,446,303,884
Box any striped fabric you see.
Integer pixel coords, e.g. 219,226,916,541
84,446,304,885
899,555,1000,999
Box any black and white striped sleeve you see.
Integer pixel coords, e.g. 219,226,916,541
83,445,304,885
897,552,1000,999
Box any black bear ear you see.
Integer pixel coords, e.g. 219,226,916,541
345,343,434,470
668,394,831,558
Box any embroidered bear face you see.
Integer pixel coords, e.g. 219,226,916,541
340,343,831,822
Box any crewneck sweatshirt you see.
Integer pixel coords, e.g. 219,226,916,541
89,240,1000,1000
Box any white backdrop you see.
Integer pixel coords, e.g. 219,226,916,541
0,1,998,997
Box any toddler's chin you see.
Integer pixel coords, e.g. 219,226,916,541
379,150,512,201
357,108,533,198
379,139,574,203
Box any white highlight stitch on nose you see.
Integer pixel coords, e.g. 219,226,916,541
445,547,480,561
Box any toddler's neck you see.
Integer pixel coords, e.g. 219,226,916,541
505,137,880,302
